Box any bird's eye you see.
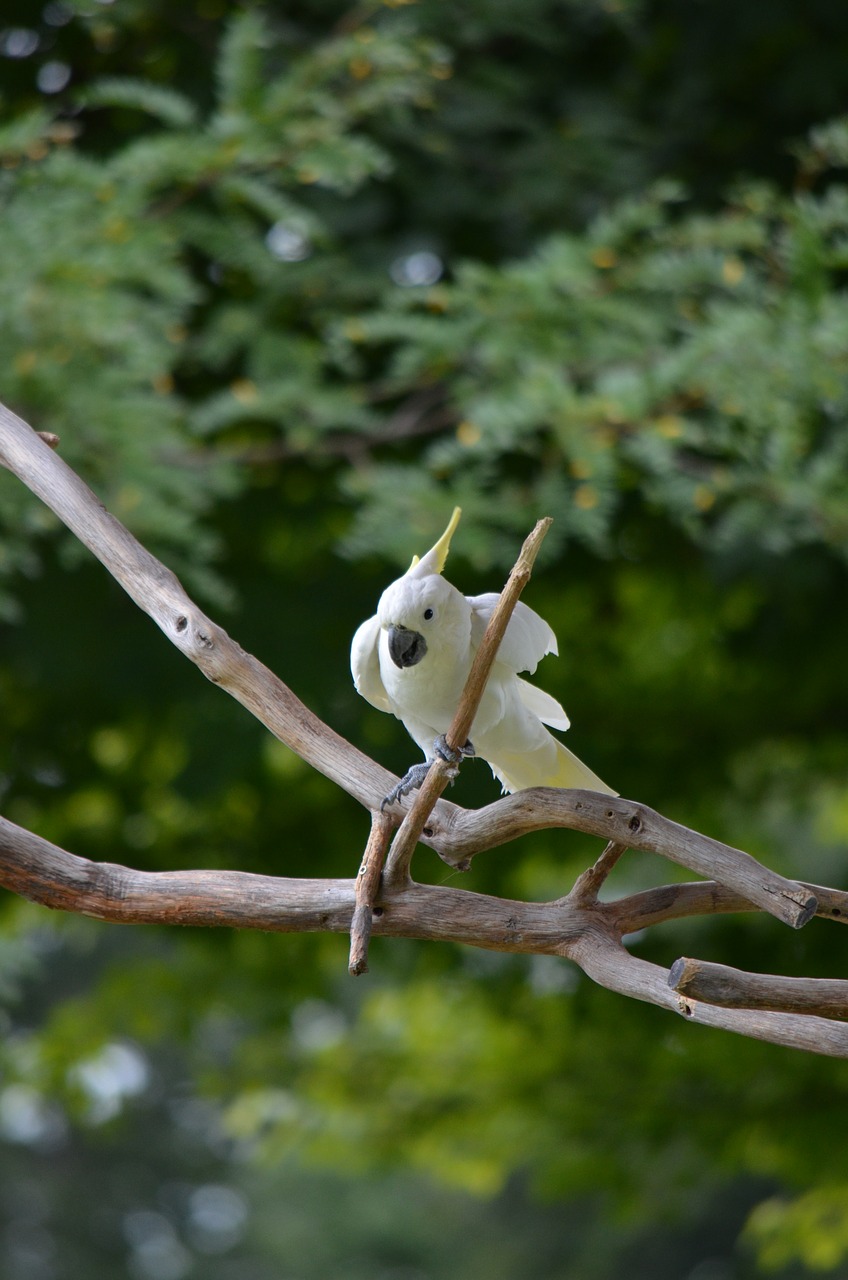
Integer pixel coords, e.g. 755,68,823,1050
423,608,434,621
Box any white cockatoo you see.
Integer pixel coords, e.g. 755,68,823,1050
351,507,615,806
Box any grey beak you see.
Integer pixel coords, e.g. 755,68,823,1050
388,625,428,669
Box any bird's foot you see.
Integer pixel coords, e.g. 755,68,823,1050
431,735,474,787
380,739,475,811
433,735,475,764
381,762,433,811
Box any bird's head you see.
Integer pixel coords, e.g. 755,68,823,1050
377,508,470,670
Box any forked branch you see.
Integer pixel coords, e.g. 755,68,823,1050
0,400,846,1057
2,812,847,1055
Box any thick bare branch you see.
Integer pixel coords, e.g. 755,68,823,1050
430,789,818,929
0,403,821,931
0,813,584,951
610,880,848,934
669,957,848,1019
568,931,848,1058
3,813,845,1057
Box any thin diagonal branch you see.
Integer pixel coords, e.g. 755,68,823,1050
383,517,553,887
566,841,629,906
349,810,393,975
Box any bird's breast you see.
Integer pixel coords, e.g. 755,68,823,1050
378,630,470,726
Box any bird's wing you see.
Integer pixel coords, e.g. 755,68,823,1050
350,614,393,713
468,594,558,675
515,678,570,731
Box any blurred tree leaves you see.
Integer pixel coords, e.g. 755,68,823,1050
0,7,448,615
337,175,848,571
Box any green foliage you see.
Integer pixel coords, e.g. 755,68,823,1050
76,77,199,128
746,1187,848,1273
337,175,848,570
0,9,447,612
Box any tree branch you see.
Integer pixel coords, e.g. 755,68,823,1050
668,957,848,1019
3,813,847,1056
0,812,586,950
610,880,848,935
427,788,818,929
1,399,847,1059
566,840,629,906
349,810,393,975
568,931,848,1058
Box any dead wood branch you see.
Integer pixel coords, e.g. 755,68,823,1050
669,957,848,1019
349,811,393,975
567,841,629,906
569,931,848,1058
3,814,847,1056
1,399,847,1058
610,880,848,935
426,788,818,929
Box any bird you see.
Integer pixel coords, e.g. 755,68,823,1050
351,507,616,808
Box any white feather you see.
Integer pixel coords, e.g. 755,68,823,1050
468,594,558,674
350,614,393,713
515,678,570,731
350,511,616,797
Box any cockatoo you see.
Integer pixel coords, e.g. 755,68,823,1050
351,507,616,806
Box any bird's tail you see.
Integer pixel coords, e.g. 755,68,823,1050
486,734,616,796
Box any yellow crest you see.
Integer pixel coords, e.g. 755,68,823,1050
408,506,462,575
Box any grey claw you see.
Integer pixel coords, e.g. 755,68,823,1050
382,739,476,809
381,762,433,810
